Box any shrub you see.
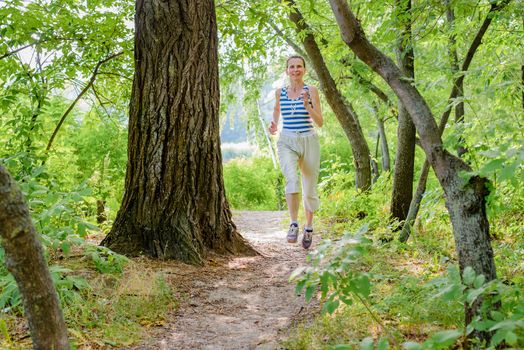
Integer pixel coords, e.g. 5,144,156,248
223,156,283,210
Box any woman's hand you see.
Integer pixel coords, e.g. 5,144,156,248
269,120,278,135
303,86,323,127
301,89,312,110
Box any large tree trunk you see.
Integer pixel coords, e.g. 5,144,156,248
0,166,69,350
287,0,372,191
101,0,255,265
391,0,416,222
328,0,498,344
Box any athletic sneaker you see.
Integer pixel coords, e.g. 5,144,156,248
287,224,299,243
302,229,313,249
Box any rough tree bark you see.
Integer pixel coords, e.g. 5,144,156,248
287,0,372,191
399,0,511,243
328,0,499,343
391,0,417,222
101,0,255,265
0,166,69,350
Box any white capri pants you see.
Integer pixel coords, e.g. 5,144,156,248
277,129,320,212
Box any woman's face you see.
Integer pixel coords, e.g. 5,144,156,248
286,58,306,81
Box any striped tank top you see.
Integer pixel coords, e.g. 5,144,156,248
280,85,313,132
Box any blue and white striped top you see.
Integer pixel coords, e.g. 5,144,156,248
280,85,313,132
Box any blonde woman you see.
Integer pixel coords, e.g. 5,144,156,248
269,55,323,249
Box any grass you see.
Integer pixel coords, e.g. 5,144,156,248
282,180,523,350
0,256,178,349
1,156,522,349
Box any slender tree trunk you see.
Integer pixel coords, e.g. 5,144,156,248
328,1,498,344
286,0,372,191
446,0,467,157
0,166,69,350
391,0,416,223
399,160,430,242
400,0,511,242
97,200,107,224
102,0,255,265
371,158,380,182
27,98,43,154
257,100,284,210
372,102,391,172
257,100,278,169
45,52,122,155
373,124,381,181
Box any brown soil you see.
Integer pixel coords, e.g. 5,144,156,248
130,211,317,350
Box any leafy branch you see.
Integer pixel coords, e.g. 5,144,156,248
44,51,124,155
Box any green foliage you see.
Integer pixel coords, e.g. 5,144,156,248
288,159,522,349
49,265,92,307
85,245,129,274
0,272,20,313
0,0,522,348
291,225,372,314
61,268,177,347
463,113,524,217
402,329,462,350
426,265,524,349
0,318,12,347
0,263,90,315
0,256,170,348
223,156,283,210
318,169,393,236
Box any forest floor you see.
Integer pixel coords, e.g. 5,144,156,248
129,210,317,350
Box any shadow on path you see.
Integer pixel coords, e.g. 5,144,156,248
130,211,317,350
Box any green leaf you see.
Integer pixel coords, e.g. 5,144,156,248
289,266,307,281
295,279,306,295
462,266,476,285
437,283,464,302
491,329,507,347
504,331,518,345
305,285,316,302
61,241,71,256
359,337,374,350
466,287,484,305
472,319,495,331
480,158,505,174
473,274,485,289
331,345,352,350
320,271,330,298
490,310,504,321
323,299,340,314
377,337,389,350
499,158,521,182
356,274,371,298
402,342,423,350
428,329,461,346
489,319,518,331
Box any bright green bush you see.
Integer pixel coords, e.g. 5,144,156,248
223,156,283,210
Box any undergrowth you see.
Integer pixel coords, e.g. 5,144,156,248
284,168,524,350
0,155,177,348
0,259,177,349
223,156,284,210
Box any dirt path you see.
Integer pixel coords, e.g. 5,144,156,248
132,211,316,350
